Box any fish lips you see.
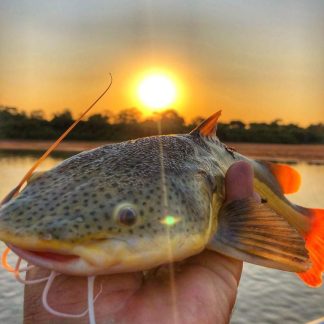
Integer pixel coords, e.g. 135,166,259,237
7,231,207,277
8,244,121,276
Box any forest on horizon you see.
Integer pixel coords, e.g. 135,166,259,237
0,106,323,144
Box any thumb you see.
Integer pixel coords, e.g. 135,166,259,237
225,161,261,202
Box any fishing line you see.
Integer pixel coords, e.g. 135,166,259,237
42,271,102,321
88,276,96,324
42,271,88,318
14,257,49,285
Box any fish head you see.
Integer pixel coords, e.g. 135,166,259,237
0,136,219,275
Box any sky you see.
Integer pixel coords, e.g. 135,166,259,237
0,0,323,125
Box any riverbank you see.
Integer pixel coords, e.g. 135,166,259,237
0,140,323,163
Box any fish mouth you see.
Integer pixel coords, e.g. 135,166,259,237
8,244,113,276
3,231,207,276
1,231,131,276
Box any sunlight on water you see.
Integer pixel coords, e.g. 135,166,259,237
289,164,324,209
0,152,62,200
0,152,323,323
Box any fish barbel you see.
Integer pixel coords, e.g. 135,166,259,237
0,111,323,287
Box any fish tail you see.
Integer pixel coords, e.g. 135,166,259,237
296,207,324,287
253,161,324,287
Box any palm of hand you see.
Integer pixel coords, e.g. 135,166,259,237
25,252,241,324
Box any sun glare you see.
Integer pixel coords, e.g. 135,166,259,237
138,74,176,110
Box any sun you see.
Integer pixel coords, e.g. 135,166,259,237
138,74,177,110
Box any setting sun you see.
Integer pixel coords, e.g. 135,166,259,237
138,74,177,110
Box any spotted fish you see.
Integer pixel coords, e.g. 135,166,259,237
0,111,323,287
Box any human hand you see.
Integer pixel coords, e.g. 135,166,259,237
24,161,257,324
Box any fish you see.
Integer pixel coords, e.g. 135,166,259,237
0,110,323,289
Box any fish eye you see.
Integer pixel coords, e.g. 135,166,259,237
116,206,137,226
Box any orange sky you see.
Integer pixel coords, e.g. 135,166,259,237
0,0,323,126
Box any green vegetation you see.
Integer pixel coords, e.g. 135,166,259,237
0,106,323,143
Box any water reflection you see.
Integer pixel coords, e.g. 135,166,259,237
0,151,323,323
0,152,65,322
0,151,67,200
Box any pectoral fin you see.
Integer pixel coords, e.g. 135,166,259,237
208,198,310,272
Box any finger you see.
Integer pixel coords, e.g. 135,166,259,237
185,162,257,283
176,251,243,324
225,160,260,202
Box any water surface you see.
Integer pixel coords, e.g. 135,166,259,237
0,151,323,323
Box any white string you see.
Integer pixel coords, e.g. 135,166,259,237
18,264,35,273
41,271,102,319
14,258,49,284
11,253,102,321
88,276,96,324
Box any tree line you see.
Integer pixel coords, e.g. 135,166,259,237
0,106,323,144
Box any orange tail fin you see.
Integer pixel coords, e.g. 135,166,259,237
263,162,301,194
297,208,324,287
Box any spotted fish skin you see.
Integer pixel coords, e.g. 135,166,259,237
0,111,323,286
0,135,232,248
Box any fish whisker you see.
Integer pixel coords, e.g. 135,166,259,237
2,247,34,273
1,247,16,272
14,257,49,285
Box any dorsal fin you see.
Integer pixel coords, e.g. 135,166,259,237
190,110,222,137
263,162,301,194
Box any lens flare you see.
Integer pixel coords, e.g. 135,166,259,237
161,215,181,226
